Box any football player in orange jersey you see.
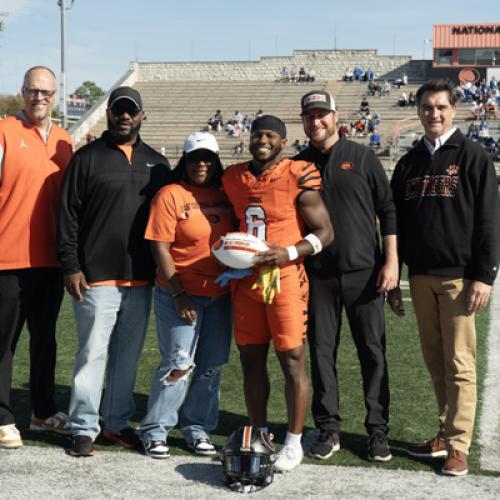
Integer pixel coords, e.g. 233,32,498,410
221,115,333,472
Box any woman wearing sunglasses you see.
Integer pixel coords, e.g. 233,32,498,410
139,132,234,459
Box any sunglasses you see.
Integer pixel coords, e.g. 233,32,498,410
110,104,141,117
186,151,216,164
24,88,56,99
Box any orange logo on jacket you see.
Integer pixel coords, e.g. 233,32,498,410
340,161,353,170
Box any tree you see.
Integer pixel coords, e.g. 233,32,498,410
73,80,104,106
0,94,24,117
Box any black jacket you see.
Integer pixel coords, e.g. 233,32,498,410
391,129,499,285
58,131,171,282
295,136,396,276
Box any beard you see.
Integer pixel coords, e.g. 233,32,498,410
107,117,142,144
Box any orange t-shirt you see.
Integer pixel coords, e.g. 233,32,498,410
0,114,73,270
145,181,234,296
222,158,321,273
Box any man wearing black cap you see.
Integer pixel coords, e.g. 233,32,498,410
58,86,171,457
295,90,398,462
221,115,333,472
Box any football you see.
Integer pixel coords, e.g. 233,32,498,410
212,232,268,269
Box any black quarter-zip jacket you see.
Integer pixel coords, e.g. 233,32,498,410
58,131,171,282
391,129,499,285
295,135,396,277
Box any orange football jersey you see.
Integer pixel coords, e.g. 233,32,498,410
222,158,321,254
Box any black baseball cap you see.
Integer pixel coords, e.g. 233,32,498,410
301,90,336,114
108,86,143,110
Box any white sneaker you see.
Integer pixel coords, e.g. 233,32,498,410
274,444,303,472
0,424,23,449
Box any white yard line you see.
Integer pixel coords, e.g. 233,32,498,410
0,447,499,499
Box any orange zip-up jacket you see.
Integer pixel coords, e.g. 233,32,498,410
0,113,73,270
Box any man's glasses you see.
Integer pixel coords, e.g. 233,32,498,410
110,104,141,117
24,88,56,99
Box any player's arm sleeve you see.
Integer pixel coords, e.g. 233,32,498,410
57,153,86,275
470,155,500,285
144,188,178,244
296,162,322,192
367,151,396,236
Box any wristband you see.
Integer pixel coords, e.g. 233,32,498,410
304,233,323,255
286,245,299,262
171,289,186,299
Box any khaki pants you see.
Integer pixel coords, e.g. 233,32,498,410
409,275,476,454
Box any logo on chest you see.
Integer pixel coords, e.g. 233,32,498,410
340,161,353,171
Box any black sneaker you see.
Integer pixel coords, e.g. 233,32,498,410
143,439,170,459
309,430,340,460
368,431,392,462
69,435,96,457
102,427,141,450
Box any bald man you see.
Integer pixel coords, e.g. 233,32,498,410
0,66,73,449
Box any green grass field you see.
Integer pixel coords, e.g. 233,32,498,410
10,283,494,476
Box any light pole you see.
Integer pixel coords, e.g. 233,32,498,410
57,0,75,129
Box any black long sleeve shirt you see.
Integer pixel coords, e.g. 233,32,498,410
295,136,397,277
391,129,499,285
57,132,171,282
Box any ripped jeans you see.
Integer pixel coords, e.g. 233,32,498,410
140,286,232,444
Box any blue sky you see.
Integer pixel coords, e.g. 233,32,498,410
0,0,496,95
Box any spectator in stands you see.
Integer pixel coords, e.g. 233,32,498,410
343,67,354,82
281,67,290,82
365,68,375,81
466,123,480,140
484,136,497,155
292,139,301,153
353,67,364,81
208,110,224,132
243,115,253,132
0,66,73,451
408,92,416,106
86,132,95,143
398,92,409,107
308,68,316,82
372,111,381,126
369,129,381,149
300,139,309,151
233,110,243,125
338,122,350,137
234,140,245,157
367,80,381,96
360,96,370,115
470,101,481,121
298,67,307,82
394,72,408,88
485,96,496,119
139,132,233,459
255,109,264,119
380,80,391,96
290,67,298,83
478,121,490,139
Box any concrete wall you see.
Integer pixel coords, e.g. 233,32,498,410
136,50,413,82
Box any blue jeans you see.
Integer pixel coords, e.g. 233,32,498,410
140,287,232,444
69,285,152,439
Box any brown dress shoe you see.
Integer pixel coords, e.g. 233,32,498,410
407,436,448,458
442,448,468,476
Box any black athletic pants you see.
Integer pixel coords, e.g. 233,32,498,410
0,268,64,425
308,267,390,435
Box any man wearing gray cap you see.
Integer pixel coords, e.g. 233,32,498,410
58,86,171,457
295,90,398,462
